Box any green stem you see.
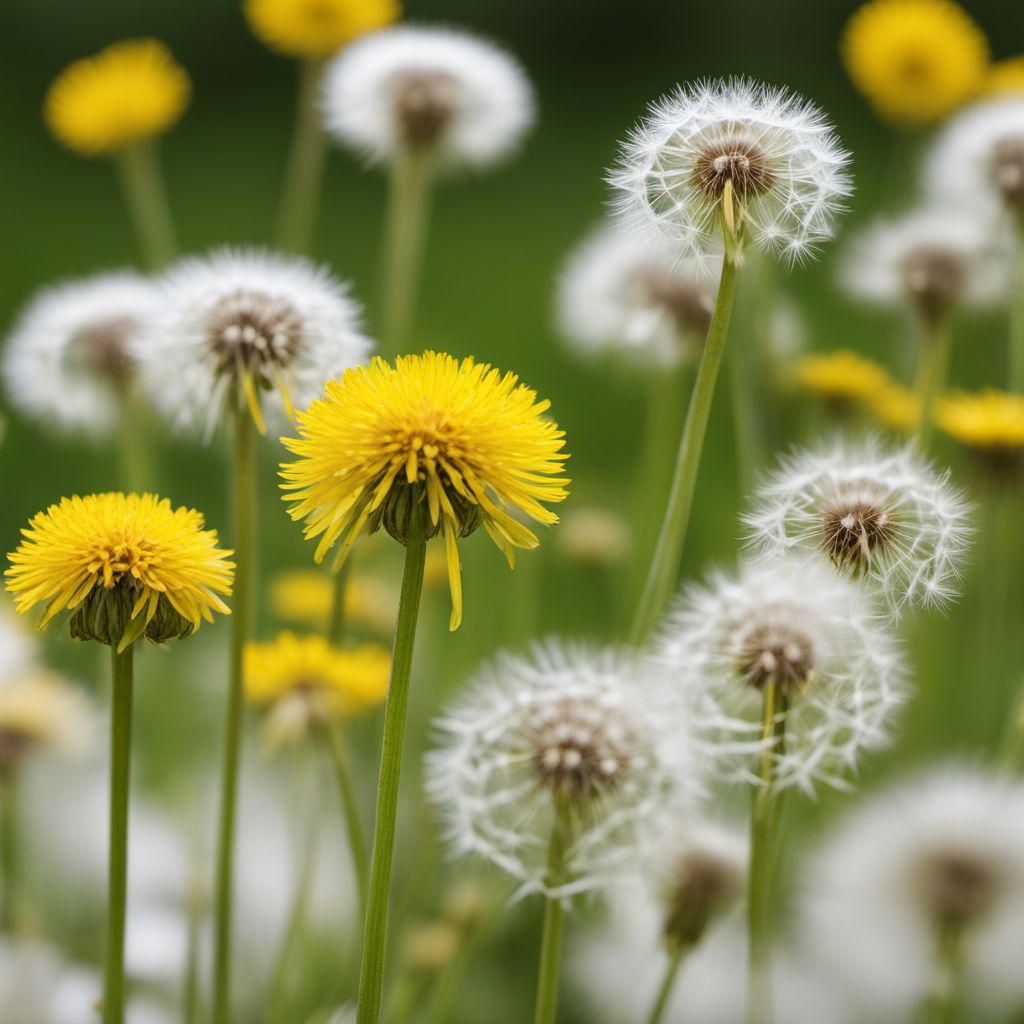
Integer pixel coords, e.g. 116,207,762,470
103,643,134,1024
0,768,18,935
355,517,428,1024
327,559,352,648
380,146,436,357
212,407,256,1024
920,924,963,1024
913,314,953,451
532,799,572,1024
645,945,687,1024
631,255,740,643
747,680,787,1024
324,720,369,920
1010,221,1024,394
115,141,177,271
116,389,151,494
277,58,328,255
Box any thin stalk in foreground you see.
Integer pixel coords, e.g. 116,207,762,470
533,797,573,1024
327,559,352,648
920,925,963,1024
355,515,428,1024
277,57,328,254
115,141,177,271
380,146,436,356
747,680,788,1024
212,407,256,1024
631,255,740,642
324,720,369,918
0,769,18,935
645,945,687,1024
913,315,953,451
103,643,135,1024
1010,221,1024,393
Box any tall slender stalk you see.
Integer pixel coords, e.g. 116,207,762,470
115,141,177,271
380,146,436,356
277,57,328,254
355,514,428,1024
212,407,256,1024
1009,221,1024,393
533,797,572,1024
324,720,369,918
913,315,953,451
632,255,740,642
645,945,687,1024
327,559,352,648
920,925,963,1024
103,643,135,1024
0,768,18,935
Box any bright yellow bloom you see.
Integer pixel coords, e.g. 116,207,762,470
245,0,399,58
795,350,893,403
269,568,399,636
5,493,234,652
841,0,988,124
0,672,91,768
281,352,570,631
44,40,191,157
984,57,1024,97
937,390,1024,451
864,382,922,433
244,632,390,747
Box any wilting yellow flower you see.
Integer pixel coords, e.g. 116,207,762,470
245,0,399,58
44,40,191,157
5,493,234,652
795,350,892,404
983,57,1024,96
841,0,988,124
281,352,570,630
245,632,389,748
864,382,922,433
0,672,92,769
937,390,1024,453
269,568,399,636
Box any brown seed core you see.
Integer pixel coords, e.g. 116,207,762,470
0,729,35,772
736,618,814,695
206,290,303,380
993,136,1024,212
69,316,138,390
638,267,715,338
918,849,1001,930
820,484,898,574
394,71,460,147
903,247,964,328
691,138,775,201
664,850,743,948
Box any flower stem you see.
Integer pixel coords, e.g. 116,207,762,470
0,768,19,935
645,945,687,1024
327,559,352,648
913,314,953,451
920,924,963,1024
324,720,369,920
355,518,428,1024
277,57,328,255
533,797,573,1024
103,643,134,1024
115,140,177,271
747,680,787,1024
380,146,436,357
1010,220,1024,393
631,254,740,643
212,407,256,1024
116,389,151,494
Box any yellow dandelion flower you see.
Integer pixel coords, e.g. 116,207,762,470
864,382,922,433
281,352,570,631
269,568,399,636
984,57,1024,97
44,40,191,157
0,672,92,768
5,493,234,652
795,350,893,403
245,0,400,59
841,0,988,124
937,389,1024,453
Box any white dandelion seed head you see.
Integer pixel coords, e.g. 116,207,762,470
425,639,698,901
321,26,535,171
743,438,972,617
135,248,371,437
609,77,852,265
839,206,1012,319
926,97,1024,216
803,767,1024,1019
2,271,157,439
556,222,720,368
656,556,908,795
0,603,37,684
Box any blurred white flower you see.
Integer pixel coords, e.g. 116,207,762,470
322,26,534,171
2,271,156,439
0,603,37,683
125,902,190,988
657,557,907,794
0,671,94,770
803,767,1024,1021
426,639,697,899
135,248,370,437
557,224,719,367
610,77,852,265
743,439,972,616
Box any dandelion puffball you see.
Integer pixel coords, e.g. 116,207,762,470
803,768,1024,1019
610,77,852,265
557,224,719,367
657,557,907,794
425,640,696,899
321,26,535,170
0,672,93,770
744,439,972,616
3,271,158,439
135,248,371,436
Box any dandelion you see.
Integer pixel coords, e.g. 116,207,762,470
610,77,851,640
937,389,1024,469
984,57,1024,97
555,507,633,570
426,640,696,1024
804,768,1024,1020
744,439,972,616
4,491,232,1024
322,26,535,353
840,0,988,125
269,569,399,636
44,40,191,267
865,381,922,434
794,350,893,413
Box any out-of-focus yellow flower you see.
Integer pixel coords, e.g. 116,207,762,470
841,0,988,124
0,672,92,768
245,0,400,59
795,350,892,404
983,57,1024,97
555,506,633,569
44,40,191,157
864,382,922,433
245,631,390,748
937,390,1024,453
269,569,399,636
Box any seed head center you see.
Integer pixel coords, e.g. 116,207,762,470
207,289,303,377
737,618,814,695
821,486,897,574
692,139,774,200
395,70,460,147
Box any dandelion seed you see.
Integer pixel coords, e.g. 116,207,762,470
245,0,399,58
